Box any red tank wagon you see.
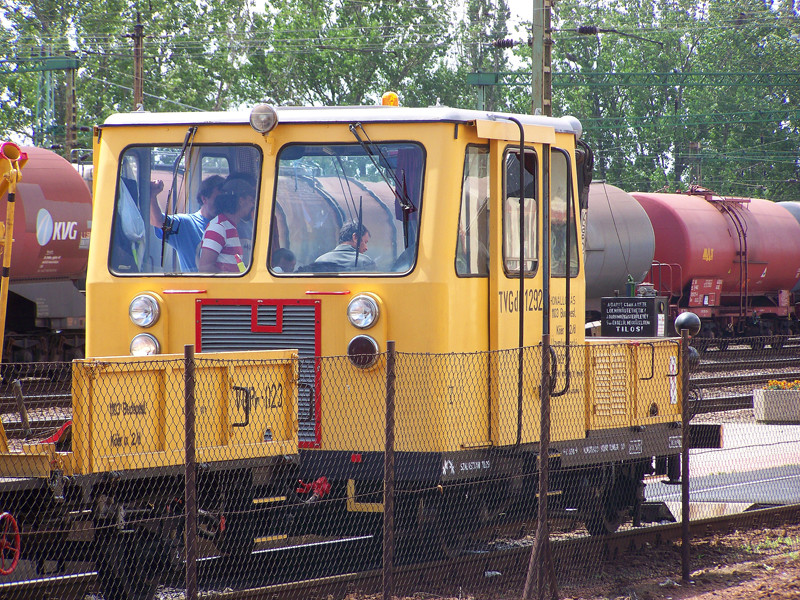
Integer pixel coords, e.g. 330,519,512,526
631,189,800,343
0,146,91,361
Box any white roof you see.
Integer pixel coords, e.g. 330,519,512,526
102,105,582,137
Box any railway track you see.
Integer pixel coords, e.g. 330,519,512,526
218,504,800,600
8,504,797,600
690,337,800,414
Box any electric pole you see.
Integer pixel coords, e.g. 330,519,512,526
64,53,77,157
530,0,553,116
133,15,144,110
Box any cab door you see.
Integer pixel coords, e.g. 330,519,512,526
480,120,556,447
548,147,583,348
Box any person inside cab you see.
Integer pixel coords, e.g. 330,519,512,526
271,248,296,273
314,221,376,271
149,175,224,272
198,179,256,273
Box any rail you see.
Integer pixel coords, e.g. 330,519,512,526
691,335,800,414
5,504,800,600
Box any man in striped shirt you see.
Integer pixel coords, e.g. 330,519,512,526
198,179,256,273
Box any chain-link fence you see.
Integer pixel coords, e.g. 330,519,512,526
0,337,798,600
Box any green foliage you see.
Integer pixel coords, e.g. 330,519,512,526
527,0,800,200
239,0,465,107
1,0,480,151
0,0,798,205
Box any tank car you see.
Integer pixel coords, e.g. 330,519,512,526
0,146,91,362
584,182,655,323
631,189,800,346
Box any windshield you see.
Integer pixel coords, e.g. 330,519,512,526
109,143,261,275
269,142,424,275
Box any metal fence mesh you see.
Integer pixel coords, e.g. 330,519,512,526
0,337,797,599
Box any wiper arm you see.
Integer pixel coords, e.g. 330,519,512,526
349,122,416,248
160,126,197,267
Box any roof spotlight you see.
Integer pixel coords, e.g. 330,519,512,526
250,104,279,134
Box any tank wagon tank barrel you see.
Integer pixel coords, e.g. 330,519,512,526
0,146,91,362
585,184,800,344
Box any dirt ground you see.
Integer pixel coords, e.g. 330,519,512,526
555,523,800,600
352,520,800,600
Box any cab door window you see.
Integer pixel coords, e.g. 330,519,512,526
551,149,579,277
503,148,537,276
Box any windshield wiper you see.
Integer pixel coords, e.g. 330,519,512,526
349,122,416,249
160,126,197,267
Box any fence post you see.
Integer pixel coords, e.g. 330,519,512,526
12,380,32,439
524,335,558,600
383,341,396,600
185,344,198,600
681,329,691,582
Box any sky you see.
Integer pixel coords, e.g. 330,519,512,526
506,0,536,36
507,0,535,23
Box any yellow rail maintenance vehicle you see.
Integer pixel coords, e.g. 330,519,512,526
88,100,694,553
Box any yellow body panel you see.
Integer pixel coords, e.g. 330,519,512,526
68,350,298,475
586,339,682,431
632,340,682,423
475,119,556,145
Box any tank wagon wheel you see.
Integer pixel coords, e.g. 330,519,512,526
0,512,20,576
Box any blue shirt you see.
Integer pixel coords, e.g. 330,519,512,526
154,211,209,271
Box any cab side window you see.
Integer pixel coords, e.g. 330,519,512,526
551,149,579,277
503,148,537,276
456,145,489,276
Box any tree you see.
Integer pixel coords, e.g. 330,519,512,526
530,0,800,200
0,0,467,150
239,0,462,108
460,0,512,111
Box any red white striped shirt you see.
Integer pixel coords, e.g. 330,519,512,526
201,215,244,273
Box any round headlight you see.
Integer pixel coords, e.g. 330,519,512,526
250,104,278,134
130,333,160,356
347,295,379,329
129,294,160,327
347,335,379,369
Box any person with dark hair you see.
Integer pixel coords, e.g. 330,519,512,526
149,174,224,271
314,221,376,270
198,178,256,273
225,172,257,260
272,248,296,273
